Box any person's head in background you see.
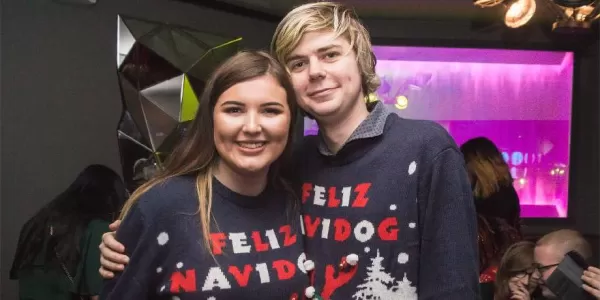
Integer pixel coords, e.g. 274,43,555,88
460,137,512,199
495,241,541,300
10,164,126,276
119,50,298,250
271,2,379,150
535,229,592,298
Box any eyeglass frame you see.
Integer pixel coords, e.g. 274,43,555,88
509,266,540,279
536,263,560,274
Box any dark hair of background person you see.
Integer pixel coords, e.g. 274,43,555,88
461,137,521,229
9,164,127,277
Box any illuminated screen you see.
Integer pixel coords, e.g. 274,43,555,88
303,46,574,218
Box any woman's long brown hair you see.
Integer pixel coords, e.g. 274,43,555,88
119,50,298,252
460,137,513,198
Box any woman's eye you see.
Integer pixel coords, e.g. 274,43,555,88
225,107,242,114
264,108,282,115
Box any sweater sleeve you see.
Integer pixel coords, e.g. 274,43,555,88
417,147,480,300
100,201,157,299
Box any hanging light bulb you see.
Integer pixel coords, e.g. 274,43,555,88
504,0,537,28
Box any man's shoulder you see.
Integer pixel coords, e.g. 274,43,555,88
386,115,459,155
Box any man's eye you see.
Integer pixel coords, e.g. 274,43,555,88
290,61,305,70
324,52,340,59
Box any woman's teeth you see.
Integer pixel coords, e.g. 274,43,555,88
238,142,265,149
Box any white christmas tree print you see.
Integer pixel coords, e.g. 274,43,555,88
352,250,417,300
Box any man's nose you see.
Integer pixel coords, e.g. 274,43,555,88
308,59,325,80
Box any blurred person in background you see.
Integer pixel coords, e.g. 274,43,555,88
461,137,521,229
10,164,127,300
462,137,522,285
493,241,543,300
534,229,599,299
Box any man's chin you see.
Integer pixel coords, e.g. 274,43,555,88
306,107,342,123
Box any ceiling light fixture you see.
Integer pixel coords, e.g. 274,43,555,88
474,0,600,31
505,0,537,28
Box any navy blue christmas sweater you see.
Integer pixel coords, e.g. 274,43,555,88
293,103,479,299
101,176,309,299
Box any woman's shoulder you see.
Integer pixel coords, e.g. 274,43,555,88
143,176,196,197
130,176,198,218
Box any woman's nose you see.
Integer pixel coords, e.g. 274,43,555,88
532,269,542,280
242,114,262,134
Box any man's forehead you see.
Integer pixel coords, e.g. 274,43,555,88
535,245,562,263
288,30,348,57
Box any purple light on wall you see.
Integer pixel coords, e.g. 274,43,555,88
304,46,574,218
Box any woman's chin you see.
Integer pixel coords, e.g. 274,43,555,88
234,163,270,176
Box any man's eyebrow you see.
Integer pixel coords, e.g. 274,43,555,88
315,44,343,53
286,44,343,62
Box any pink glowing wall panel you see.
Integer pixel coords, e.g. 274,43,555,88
303,46,574,218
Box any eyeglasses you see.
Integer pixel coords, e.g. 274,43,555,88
511,267,538,279
536,263,560,273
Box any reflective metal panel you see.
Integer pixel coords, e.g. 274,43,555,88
115,15,242,189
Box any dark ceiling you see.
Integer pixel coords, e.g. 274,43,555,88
182,0,557,22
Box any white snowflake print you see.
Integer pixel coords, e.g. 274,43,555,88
352,250,417,300
389,204,397,211
157,232,169,245
176,262,183,269
408,222,416,229
397,253,409,264
207,297,216,300
156,267,163,273
364,247,371,253
408,161,417,175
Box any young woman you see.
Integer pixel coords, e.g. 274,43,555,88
460,137,521,229
461,137,523,282
494,241,542,300
10,164,126,300
100,51,309,299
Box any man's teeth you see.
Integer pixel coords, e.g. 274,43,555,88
238,142,265,149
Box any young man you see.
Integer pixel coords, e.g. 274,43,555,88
99,2,479,299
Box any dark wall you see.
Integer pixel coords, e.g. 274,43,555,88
0,0,276,298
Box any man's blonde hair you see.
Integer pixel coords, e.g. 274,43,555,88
271,2,380,96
